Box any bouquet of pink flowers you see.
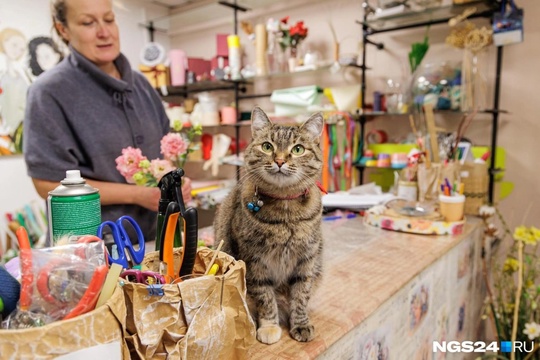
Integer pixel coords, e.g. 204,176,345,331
115,122,202,187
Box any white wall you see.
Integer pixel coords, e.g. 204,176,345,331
0,0,169,217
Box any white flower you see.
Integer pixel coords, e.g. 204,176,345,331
523,322,540,340
479,205,496,217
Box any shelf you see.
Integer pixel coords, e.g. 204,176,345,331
362,1,494,34
355,164,407,170
160,79,251,98
158,62,366,99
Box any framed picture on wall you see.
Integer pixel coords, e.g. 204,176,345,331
0,27,64,156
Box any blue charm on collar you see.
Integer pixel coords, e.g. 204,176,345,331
247,187,263,212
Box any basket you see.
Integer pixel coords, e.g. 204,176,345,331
461,162,488,215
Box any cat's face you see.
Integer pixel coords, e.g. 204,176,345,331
244,107,324,188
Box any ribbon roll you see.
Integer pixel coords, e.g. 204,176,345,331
366,129,388,144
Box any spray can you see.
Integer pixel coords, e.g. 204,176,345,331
47,170,101,244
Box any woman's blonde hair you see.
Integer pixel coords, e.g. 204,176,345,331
50,0,69,45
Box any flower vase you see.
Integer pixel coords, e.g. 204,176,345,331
460,49,489,112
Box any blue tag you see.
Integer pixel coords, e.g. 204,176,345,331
147,284,164,296
493,1,524,47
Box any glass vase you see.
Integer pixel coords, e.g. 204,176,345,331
287,44,304,72
460,49,489,112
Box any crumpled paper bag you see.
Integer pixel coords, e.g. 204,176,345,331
109,247,256,360
417,162,461,202
0,285,127,360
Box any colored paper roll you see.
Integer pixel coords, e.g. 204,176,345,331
366,129,388,144
255,23,268,76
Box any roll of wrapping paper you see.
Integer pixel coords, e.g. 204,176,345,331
322,124,329,191
366,129,388,145
255,23,268,76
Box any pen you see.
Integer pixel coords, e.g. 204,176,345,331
323,213,357,221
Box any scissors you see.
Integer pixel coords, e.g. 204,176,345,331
97,215,145,269
157,169,198,283
120,269,166,285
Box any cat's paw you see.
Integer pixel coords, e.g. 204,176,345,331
256,325,282,344
290,324,315,342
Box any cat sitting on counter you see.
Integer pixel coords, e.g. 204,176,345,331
214,106,324,344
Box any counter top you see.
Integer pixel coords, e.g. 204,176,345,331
247,216,482,359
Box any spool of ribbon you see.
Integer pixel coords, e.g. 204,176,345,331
366,129,388,144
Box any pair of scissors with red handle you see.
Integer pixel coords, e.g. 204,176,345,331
96,215,145,269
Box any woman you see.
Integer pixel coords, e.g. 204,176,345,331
24,0,192,242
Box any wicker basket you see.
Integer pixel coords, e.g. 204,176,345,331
461,162,488,215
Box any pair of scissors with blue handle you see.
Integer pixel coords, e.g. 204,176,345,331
96,215,145,269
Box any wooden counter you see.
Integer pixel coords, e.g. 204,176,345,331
248,217,484,359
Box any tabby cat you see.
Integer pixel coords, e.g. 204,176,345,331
213,107,324,345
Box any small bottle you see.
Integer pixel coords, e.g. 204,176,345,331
227,35,242,80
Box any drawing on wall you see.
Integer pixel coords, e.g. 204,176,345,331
358,336,389,360
433,306,449,360
0,27,63,156
457,241,474,279
456,301,466,338
409,284,429,332
414,335,430,360
28,36,63,78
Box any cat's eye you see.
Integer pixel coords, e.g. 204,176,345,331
291,145,305,155
261,142,274,153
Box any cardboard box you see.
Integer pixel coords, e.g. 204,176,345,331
139,64,170,88
187,58,212,78
216,33,229,57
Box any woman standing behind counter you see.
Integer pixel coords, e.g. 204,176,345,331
24,0,191,242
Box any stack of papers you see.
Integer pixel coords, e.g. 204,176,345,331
322,193,395,211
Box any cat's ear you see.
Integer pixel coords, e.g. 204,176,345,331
251,106,272,137
300,112,324,143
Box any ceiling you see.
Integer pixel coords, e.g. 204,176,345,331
139,0,332,36
141,0,195,8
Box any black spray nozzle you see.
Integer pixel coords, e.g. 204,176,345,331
157,169,186,215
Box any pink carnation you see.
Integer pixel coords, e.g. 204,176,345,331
149,159,175,182
115,146,147,184
161,133,188,161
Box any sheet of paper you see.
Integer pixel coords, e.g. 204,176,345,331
55,342,122,360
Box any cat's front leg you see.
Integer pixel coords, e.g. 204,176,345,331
249,280,282,344
288,276,316,342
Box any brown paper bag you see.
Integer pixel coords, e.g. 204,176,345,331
417,162,461,202
111,247,256,360
0,285,128,359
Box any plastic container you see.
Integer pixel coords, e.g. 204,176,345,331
397,181,418,202
439,194,465,222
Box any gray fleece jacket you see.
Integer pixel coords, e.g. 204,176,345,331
24,47,169,241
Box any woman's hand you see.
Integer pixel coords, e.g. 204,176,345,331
135,177,192,211
182,177,193,203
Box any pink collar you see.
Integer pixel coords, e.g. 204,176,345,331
256,182,327,200
258,188,309,200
